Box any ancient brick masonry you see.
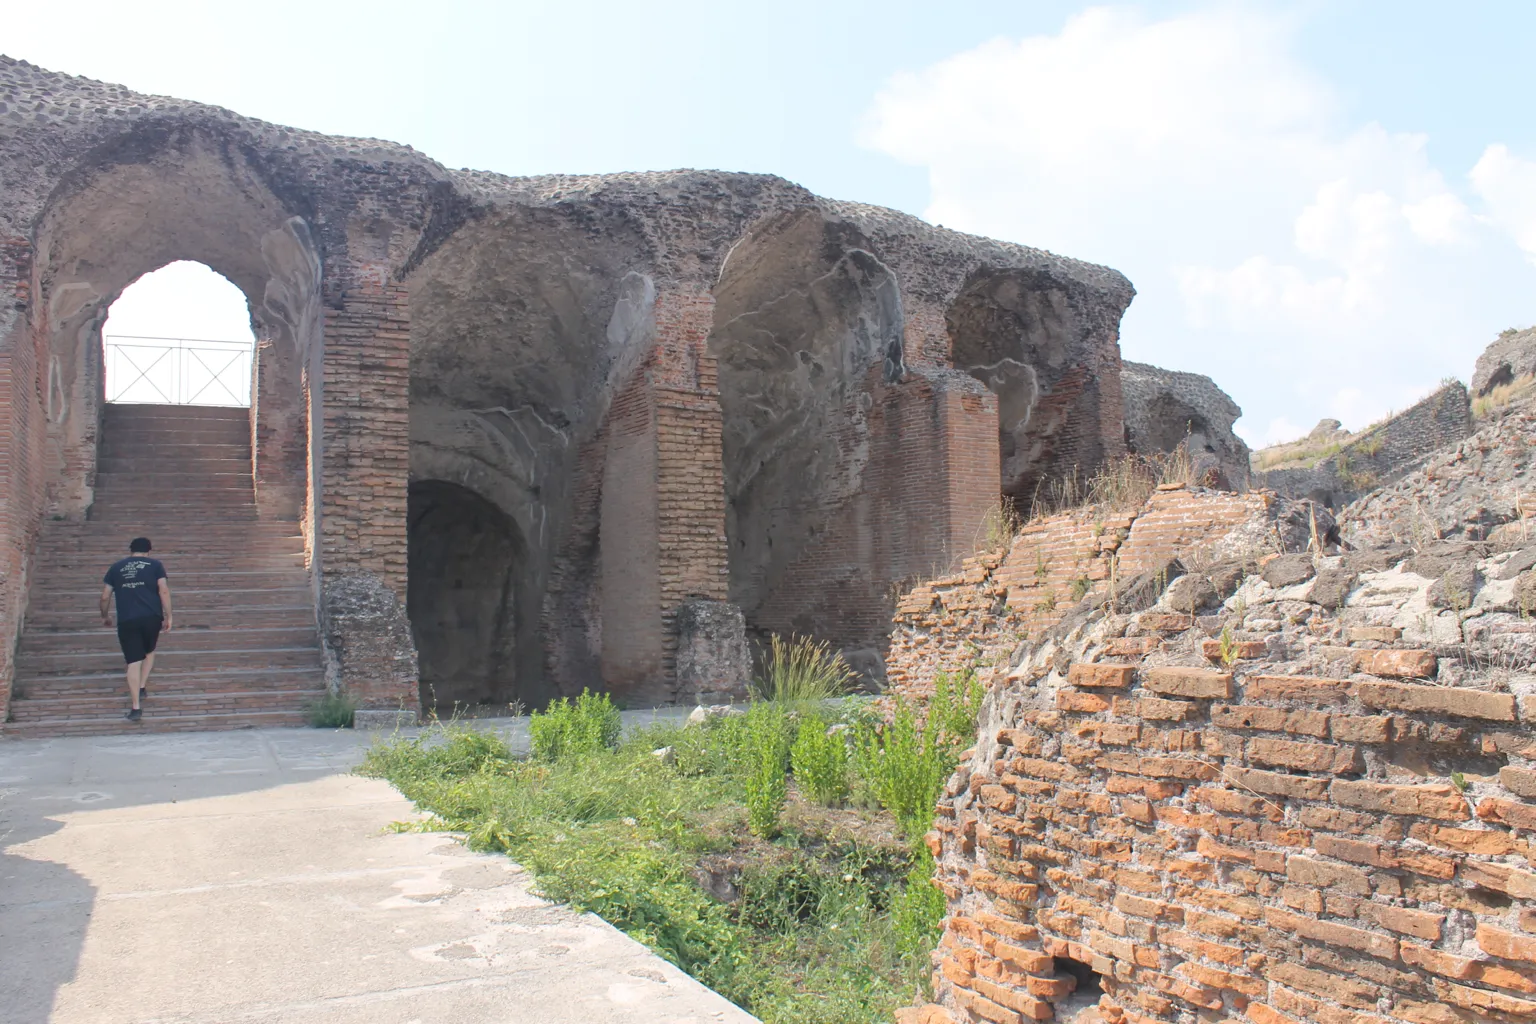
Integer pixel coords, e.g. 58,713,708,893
0,236,40,715
892,489,1536,1024
316,277,418,710
889,487,1271,704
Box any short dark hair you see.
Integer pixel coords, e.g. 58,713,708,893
129,537,152,553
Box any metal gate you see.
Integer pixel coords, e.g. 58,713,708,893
104,335,253,407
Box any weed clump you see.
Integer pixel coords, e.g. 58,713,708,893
754,634,853,706
529,688,620,760
790,715,850,807
305,691,356,728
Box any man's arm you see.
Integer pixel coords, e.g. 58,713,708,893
158,578,173,632
100,585,113,627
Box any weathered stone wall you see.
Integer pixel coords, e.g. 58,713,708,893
1121,361,1250,491
888,487,1273,705
1474,328,1536,396
0,236,41,715
1257,382,1473,509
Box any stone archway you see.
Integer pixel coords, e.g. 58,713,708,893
407,479,525,712
32,129,317,524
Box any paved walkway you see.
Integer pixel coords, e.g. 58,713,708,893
0,713,755,1023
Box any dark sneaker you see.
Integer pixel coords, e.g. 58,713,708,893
125,708,142,722
140,685,148,699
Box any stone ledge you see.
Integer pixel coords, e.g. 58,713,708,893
353,709,418,730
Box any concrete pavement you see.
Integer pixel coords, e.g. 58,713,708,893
0,716,754,1023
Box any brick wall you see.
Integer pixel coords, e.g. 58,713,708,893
888,488,1272,704
923,643,1536,1024
0,238,41,721
597,288,732,704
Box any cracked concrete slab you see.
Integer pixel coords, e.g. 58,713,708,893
0,722,755,1024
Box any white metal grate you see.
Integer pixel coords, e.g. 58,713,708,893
104,335,253,407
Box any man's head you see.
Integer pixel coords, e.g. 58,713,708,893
129,537,152,554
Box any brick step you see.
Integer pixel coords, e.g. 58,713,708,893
39,550,306,566
86,510,262,522
97,445,250,460
28,586,313,612
6,686,327,722
96,426,248,439
12,665,326,697
40,529,303,546
104,403,249,418
19,626,319,656
1,709,312,739
16,645,324,676
33,569,311,587
92,478,253,491
27,606,316,630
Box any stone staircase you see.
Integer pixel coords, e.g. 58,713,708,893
3,404,326,738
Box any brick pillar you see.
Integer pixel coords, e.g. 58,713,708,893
599,287,731,704
0,238,42,721
317,268,418,714
872,367,1001,584
251,326,308,521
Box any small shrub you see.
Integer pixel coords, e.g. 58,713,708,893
928,670,985,751
1068,574,1092,602
754,634,854,706
745,705,791,837
891,845,947,961
529,688,621,761
305,691,356,728
854,703,948,839
791,715,850,806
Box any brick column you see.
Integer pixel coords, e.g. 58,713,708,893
0,238,42,721
871,367,1001,584
317,270,418,714
599,287,732,704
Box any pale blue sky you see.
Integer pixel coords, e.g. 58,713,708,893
10,1,1536,444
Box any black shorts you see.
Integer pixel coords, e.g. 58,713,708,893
117,617,163,664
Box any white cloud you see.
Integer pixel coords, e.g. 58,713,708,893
1473,144,1536,261
863,5,1536,447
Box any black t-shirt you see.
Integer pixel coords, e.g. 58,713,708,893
104,556,167,622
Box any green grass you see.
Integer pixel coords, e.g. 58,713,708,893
359,683,979,1023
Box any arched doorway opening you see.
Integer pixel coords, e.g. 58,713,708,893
407,480,526,713
102,261,256,407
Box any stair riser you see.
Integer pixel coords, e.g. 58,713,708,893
28,608,315,630
20,628,319,655
17,649,324,675
28,593,314,616
8,693,327,720
2,713,314,739
14,668,327,694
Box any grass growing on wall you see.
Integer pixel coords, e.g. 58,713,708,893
360,661,984,1024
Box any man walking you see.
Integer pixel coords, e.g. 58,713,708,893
100,537,173,722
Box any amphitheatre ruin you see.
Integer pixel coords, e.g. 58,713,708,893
5,54,1536,1024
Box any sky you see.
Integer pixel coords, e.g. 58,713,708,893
10,1,1536,445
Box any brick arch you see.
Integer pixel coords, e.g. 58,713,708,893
32,129,316,524
708,207,906,653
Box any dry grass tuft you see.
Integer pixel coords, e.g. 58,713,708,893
1473,374,1536,421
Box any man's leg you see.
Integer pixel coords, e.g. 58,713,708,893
125,661,143,710
139,651,155,695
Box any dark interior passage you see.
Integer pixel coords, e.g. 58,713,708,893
407,480,523,712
